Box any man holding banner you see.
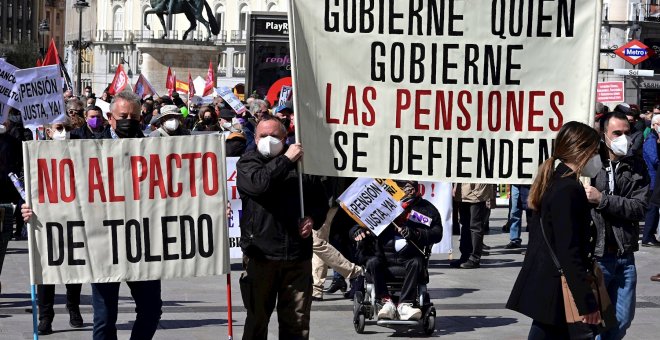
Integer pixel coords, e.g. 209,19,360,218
237,117,328,339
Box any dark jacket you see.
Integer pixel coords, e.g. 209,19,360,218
70,124,105,140
237,149,328,261
350,197,442,263
642,130,659,188
0,133,23,203
507,163,598,325
590,152,649,257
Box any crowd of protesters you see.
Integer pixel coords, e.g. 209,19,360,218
1,84,660,340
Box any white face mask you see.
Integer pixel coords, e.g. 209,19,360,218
51,130,68,140
0,125,6,134
221,122,232,130
606,134,630,156
257,135,283,158
655,126,660,134
163,118,180,132
582,155,602,178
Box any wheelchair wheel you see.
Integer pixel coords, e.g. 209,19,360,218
353,291,364,314
423,307,436,335
354,313,366,334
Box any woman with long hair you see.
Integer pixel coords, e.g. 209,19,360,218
507,121,606,339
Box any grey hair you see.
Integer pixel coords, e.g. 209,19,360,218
110,90,141,116
250,99,267,115
66,98,84,110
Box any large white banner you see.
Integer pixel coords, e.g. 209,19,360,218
289,0,602,184
24,135,229,284
9,65,65,128
0,60,18,124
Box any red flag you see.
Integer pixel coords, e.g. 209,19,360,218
42,39,60,66
188,71,195,96
36,58,43,67
166,67,176,97
134,74,159,99
203,61,214,96
107,64,129,95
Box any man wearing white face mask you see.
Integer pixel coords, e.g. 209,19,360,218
585,111,650,340
237,117,329,340
148,105,190,137
45,118,75,141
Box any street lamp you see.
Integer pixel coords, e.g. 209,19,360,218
73,0,90,96
38,20,50,57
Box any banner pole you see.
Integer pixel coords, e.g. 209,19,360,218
31,283,38,340
22,143,38,340
287,1,305,219
226,273,233,340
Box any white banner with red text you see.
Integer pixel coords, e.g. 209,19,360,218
24,135,229,284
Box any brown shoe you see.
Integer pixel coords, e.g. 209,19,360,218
651,274,660,282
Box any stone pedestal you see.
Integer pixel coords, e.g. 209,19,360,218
136,40,220,95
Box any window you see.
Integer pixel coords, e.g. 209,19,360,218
239,4,249,32
218,52,227,77
113,6,124,40
233,52,246,77
109,51,124,73
215,5,225,32
56,13,60,26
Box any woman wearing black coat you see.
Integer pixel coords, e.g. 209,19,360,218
507,122,607,339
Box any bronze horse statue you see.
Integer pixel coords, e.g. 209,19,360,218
144,0,220,40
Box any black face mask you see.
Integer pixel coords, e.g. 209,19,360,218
204,117,214,125
114,119,141,138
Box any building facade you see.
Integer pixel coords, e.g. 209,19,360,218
600,0,660,110
64,0,288,95
0,0,41,55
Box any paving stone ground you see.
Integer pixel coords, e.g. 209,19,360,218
1,207,659,339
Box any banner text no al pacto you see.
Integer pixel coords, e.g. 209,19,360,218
290,0,601,183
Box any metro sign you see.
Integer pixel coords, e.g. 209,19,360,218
615,40,652,65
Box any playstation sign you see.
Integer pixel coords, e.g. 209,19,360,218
615,40,652,65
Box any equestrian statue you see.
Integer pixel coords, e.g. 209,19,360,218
144,0,220,40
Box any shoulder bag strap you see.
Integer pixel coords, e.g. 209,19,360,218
539,216,563,275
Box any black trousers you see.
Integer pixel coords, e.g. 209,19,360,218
366,255,423,304
458,201,489,263
38,284,82,321
240,257,312,340
528,320,596,340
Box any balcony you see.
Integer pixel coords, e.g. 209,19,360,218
230,30,246,44
95,30,130,42
233,67,246,77
218,67,227,77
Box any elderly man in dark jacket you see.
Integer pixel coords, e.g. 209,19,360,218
350,180,442,321
585,112,650,340
237,117,328,340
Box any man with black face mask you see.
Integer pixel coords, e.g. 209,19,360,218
94,91,161,338
102,91,145,139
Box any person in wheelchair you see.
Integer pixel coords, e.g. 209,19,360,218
350,180,442,321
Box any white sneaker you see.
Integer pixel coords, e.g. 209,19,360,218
397,303,422,321
377,299,397,320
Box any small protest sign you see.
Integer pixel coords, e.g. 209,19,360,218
0,60,19,124
9,65,65,128
226,157,243,259
23,135,229,284
216,86,247,115
337,178,406,236
278,85,293,107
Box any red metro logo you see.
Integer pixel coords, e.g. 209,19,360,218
615,40,652,65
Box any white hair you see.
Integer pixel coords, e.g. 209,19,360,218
652,114,660,125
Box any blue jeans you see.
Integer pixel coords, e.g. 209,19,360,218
596,253,637,340
642,197,659,243
91,280,162,340
508,185,530,243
